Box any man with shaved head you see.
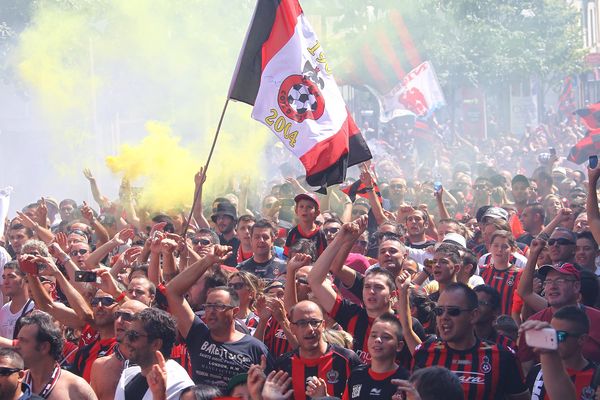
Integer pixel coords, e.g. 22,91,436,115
90,300,148,400
274,300,362,400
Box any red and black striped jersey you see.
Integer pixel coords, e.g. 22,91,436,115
283,225,327,258
170,343,193,377
263,317,294,358
485,330,517,351
275,344,363,400
479,265,522,316
71,336,117,383
329,294,374,364
343,365,409,400
527,361,597,400
413,338,527,400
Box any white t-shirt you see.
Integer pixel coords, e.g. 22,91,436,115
0,246,10,307
0,299,35,339
114,359,193,400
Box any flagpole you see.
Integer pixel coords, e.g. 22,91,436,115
181,98,230,235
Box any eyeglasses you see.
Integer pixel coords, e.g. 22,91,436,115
192,238,211,246
547,238,575,246
201,303,236,312
324,227,340,235
0,367,21,376
291,319,323,328
542,278,577,288
114,311,135,322
69,249,89,256
228,282,246,291
125,330,149,342
91,297,116,307
556,330,582,343
433,306,473,317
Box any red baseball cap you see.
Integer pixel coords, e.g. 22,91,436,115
539,263,581,280
294,193,320,211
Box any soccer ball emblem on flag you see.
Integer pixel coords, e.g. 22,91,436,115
278,61,326,122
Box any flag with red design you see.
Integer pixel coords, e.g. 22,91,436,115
574,102,600,130
568,130,600,164
228,0,371,192
341,179,383,204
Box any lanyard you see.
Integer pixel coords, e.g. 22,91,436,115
24,363,61,399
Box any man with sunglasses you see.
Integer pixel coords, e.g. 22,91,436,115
16,311,97,399
517,245,600,374
90,299,147,400
115,308,193,400
274,300,361,400
399,282,529,400
547,227,577,264
525,305,598,400
0,348,44,400
66,242,91,269
166,245,272,392
238,220,286,280
190,228,219,257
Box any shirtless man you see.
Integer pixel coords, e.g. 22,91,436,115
16,311,97,400
90,299,147,400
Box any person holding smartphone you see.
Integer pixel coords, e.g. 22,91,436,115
524,305,597,400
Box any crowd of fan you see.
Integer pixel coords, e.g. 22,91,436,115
1,126,600,399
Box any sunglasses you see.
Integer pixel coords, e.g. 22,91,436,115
91,297,116,307
228,282,246,291
547,238,575,246
114,311,135,322
201,303,235,312
433,306,473,317
192,238,211,246
324,227,340,235
556,330,582,343
296,277,309,285
291,319,323,328
0,367,21,376
125,330,149,342
69,249,89,256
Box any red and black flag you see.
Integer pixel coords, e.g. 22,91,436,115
568,131,600,164
574,102,600,130
341,179,383,204
228,0,372,192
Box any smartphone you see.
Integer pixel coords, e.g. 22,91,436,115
433,181,442,194
590,155,598,169
18,257,41,275
549,147,556,156
74,270,98,283
525,328,558,350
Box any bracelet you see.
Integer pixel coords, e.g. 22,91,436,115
61,256,72,264
115,291,127,303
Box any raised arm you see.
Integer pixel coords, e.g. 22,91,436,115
283,253,312,312
165,245,230,338
15,211,54,244
192,167,210,229
538,208,572,238
516,238,548,312
434,187,451,221
587,165,600,244
84,228,134,269
80,201,109,246
396,273,422,355
83,168,111,209
360,170,387,226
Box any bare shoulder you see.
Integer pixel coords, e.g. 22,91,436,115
61,370,98,398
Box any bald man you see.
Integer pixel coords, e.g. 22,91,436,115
274,300,362,400
90,300,148,400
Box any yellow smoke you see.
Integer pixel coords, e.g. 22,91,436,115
12,0,274,209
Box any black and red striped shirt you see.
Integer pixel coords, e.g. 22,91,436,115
275,344,362,400
71,336,117,383
329,294,373,364
479,265,522,316
284,225,327,258
413,338,527,400
343,365,409,400
526,361,597,399
263,317,294,357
